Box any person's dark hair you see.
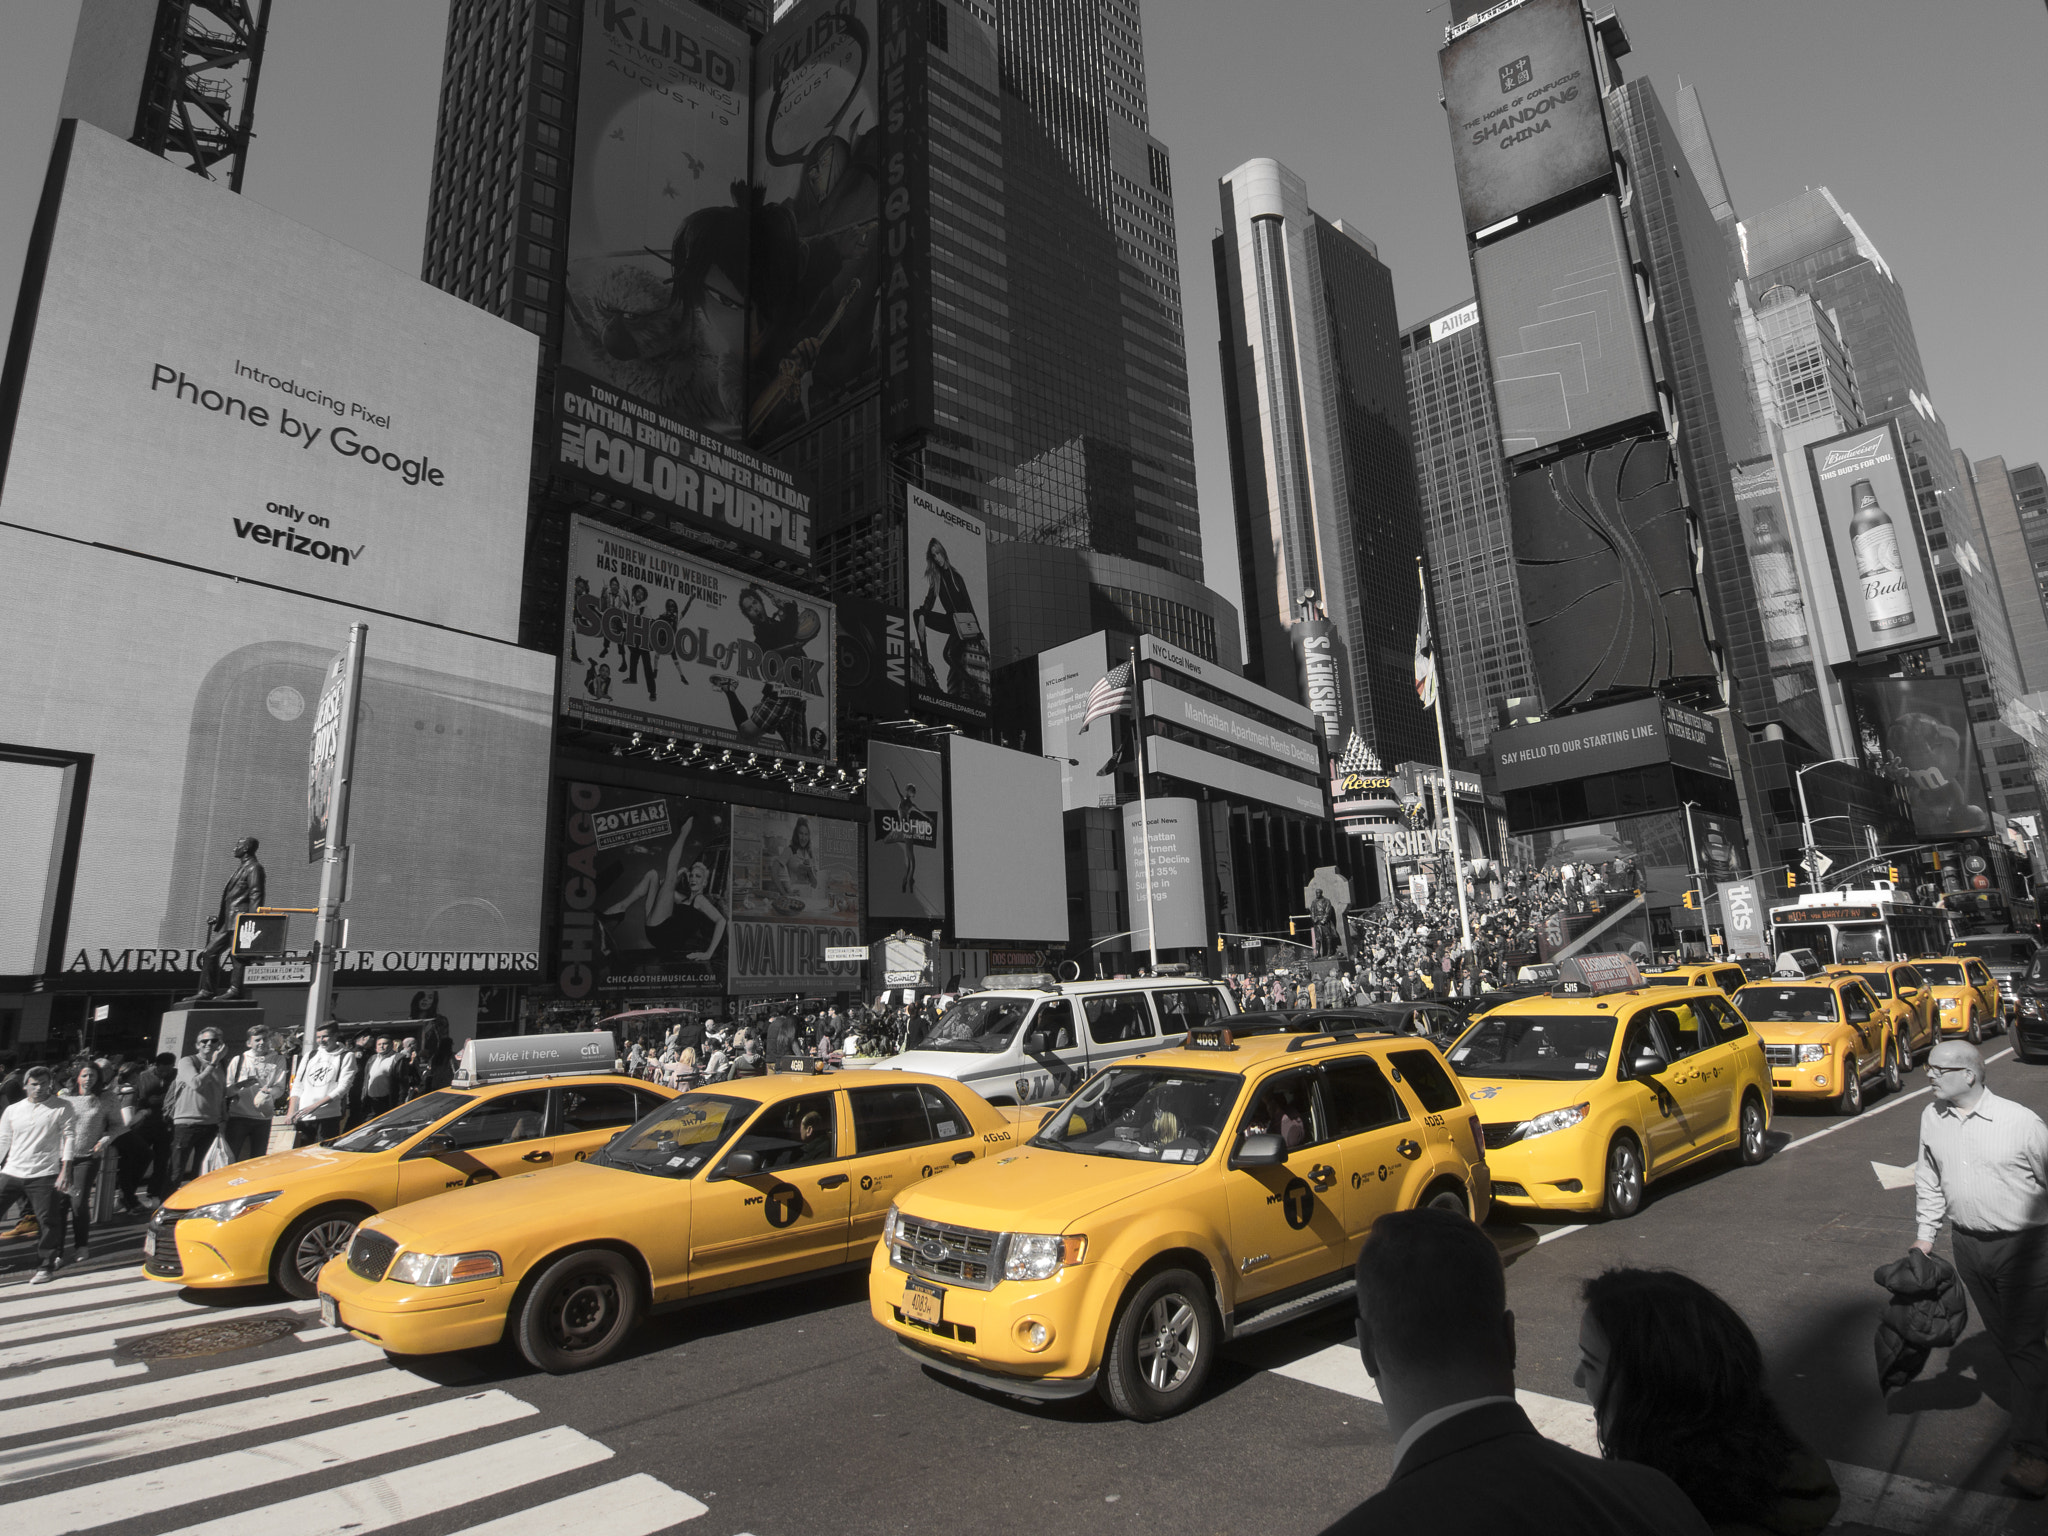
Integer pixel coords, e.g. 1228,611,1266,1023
23,1065,54,1086
1581,1268,1797,1526
1355,1207,1505,1374
72,1059,106,1096
154,1053,175,1069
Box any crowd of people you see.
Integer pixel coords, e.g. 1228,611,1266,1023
614,997,949,1088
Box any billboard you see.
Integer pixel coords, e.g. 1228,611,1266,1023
1731,460,1816,671
906,486,991,723
0,528,552,982
562,516,835,764
558,784,729,999
1493,695,1731,794
1290,616,1343,742
749,0,882,445
0,123,536,642
1805,422,1944,658
867,741,944,921
1474,196,1659,459
1145,680,1320,775
1845,676,1993,839
947,738,1069,944
835,595,910,721
1718,878,1767,955
728,805,862,993
1039,633,1120,811
1122,798,1208,952
1440,0,1611,236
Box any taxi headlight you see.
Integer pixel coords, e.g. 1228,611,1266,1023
1002,1233,1086,1281
1514,1104,1590,1141
1938,998,1958,1010
187,1190,281,1223
1798,1044,1828,1063
880,1205,901,1245
388,1250,502,1287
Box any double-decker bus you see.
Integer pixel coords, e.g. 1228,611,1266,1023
1769,885,1954,964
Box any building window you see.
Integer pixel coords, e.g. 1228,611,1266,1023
538,92,563,119
533,121,562,149
521,305,549,334
533,151,560,179
523,274,551,302
527,241,553,267
530,181,557,208
528,211,556,239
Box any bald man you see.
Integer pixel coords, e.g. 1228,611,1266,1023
1914,1040,2048,1496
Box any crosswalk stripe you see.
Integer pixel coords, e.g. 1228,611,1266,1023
1829,1460,2017,1536
0,1297,210,1347
443,1473,709,1536
0,1369,430,1487
0,1267,158,1300
0,1338,386,1440
1,1357,149,1398
1269,1343,1601,1455
7,1390,538,1536
158,1425,615,1536
0,1302,308,1363
0,1278,173,1321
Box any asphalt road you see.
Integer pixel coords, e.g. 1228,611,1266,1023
8,1047,2048,1536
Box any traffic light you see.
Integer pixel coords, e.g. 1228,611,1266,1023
1786,869,1797,889
1888,865,1900,884
1288,917,1297,937
1932,850,1943,871
1215,934,1224,953
1681,890,1697,910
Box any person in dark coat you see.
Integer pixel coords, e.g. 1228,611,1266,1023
1317,1209,1710,1536
764,1013,797,1063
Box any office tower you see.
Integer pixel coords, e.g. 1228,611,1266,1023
1401,301,1538,760
1970,454,2048,694
1740,285,1861,431
1214,157,1435,766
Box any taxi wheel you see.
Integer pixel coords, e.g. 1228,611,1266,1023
515,1249,642,1374
1838,1060,1863,1117
1601,1135,1643,1220
1967,1012,1983,1046
1101,1268,1218,1422
1737,1093,1769,1166
272,1206,369,1300
1881,1036,1904,1095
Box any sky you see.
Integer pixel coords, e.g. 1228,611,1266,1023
3,0,2042,626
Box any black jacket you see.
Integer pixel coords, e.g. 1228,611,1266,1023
1317,1401,1712,1535
1873,1248,1969,1391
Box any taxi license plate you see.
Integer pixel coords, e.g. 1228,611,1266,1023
903,1278,945,1328
319,1295,339,1329
142,1231,155,1258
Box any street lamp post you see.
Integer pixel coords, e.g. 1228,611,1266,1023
1681,800,1707,938
1794,758,1859,891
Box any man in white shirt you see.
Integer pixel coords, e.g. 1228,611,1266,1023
1913,1040,2048,1495
287,1024,358,1147
0,1067,75,1282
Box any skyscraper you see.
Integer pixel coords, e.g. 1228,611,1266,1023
1969,454,2048,695
1213,157,1434,767
1401,301,1537,760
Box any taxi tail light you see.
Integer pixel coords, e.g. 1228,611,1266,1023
1468,1115,1484,1160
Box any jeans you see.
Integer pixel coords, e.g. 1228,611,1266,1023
1955,1225,2048,1458
0,1173,62,1265
293,1117,342,1148
66,1156,99,1251
169,1122,217,1191
222,1117,272,1163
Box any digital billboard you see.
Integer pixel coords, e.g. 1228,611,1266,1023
1122,798,1208,952
728,805,862,994
1474,195,1659,459
1492,696,1694,793
1440,0,1612,236
867,741,944,921
1730,459,1816,671
906,486,991,723
1805,422,1944,658
836,595,910,721
562,516,835,764
0,123,536,642
1038,632,1120,812
557,784,729,999
1844,676,1992,839
750,0,882,446
0,528,552,983
946,738,1068,944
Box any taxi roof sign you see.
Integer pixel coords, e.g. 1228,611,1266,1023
452,1031,616,1087
1552,954,1643,997
1185,1026,1238,1051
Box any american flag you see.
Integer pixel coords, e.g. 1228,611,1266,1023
1081,662,1134,730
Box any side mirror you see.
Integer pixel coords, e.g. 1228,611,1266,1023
1024,1031,1050,1055
718,1149,761,1179
1233,1132,1287,1168
1630,1047,1669,1078
1035,1108,1057,1129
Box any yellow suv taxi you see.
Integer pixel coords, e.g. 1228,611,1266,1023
1445,955,1772,1221
1914,956,2005,1044
316,1064,1017,1372
1827,962,1936,1064
1640,962,1751,997
868,1023,1488,1421
146,1034,671,1298
1734,972,1904,1115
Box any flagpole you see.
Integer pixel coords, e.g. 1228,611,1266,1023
1131,643,1160,972
1418,560,1472,952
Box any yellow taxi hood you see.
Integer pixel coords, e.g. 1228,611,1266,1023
1743,1019,1847,1042
1456,1075,1607,1123
170,1145,368,1206
893,1147,1196,1232
366,1160,647,1251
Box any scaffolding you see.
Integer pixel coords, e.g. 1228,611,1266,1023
132,0,272,192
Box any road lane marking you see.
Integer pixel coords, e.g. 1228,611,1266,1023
1,1269,162,1299
443,1474,709,1536
0,1358,148,1398
157,1425,614,1536
0,1370,430,1486
1269,1342,1601,1454
0,1280,174,1323
1872,1161,1918,1190
8,1390,537,1536
0,1303,311,1368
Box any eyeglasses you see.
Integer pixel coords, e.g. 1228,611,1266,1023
1926,1065,1973,1078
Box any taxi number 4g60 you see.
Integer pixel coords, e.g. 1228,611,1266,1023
904,1278,945,1326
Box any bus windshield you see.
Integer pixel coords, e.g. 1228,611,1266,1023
1833,927,1890,963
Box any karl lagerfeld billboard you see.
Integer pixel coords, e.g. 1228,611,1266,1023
906,486,992,725
1440,0,1613,236
1805,421,1945,659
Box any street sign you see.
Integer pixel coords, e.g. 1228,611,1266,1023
232,912,290,957
1803,851,1833,881
823,946,867,963
1240,939,1264,949
243,961,313,986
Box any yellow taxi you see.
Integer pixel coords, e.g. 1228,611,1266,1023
316,1062,1019,1372
145,1034,671,1298
1914,955,2005,1043
869,1022,1488,1421
1733,968,1904,1115
1827,961,1937,1064
1444,955,1771,1221
1640,961,1751,997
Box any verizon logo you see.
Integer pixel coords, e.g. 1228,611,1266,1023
232,517,364,565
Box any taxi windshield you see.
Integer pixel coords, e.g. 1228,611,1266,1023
1030,1065,1241,1163
1447,1015,1618,1080
1640,972,1691,987
920,995,1031,1054
1735,986,1838,1024
1917,962,1966,987
329,1091,472,1153
596,1093,753,1179
1850,970,1893,998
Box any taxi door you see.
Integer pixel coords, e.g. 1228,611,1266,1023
393,1088,557,1201
549,1083,656,1166
1967,960,2001,1022
1616,1010,1691,1171
1222,1067,1350,1303
1316,1054,1427,1246
842,1082,981,1258
687,1090,852,1294
1647,999,1736,1153
1893,965,1935,1054
1013,998,1089,1105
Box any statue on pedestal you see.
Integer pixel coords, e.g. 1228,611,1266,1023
192,837,267,1002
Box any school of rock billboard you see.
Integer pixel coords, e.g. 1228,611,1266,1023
728,805,862,993
1805,421,1944,659
906,486,992,724
866,741,944,921
562,515,836,764
557,784,730,999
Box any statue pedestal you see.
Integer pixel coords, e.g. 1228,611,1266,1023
155,1000,266,1060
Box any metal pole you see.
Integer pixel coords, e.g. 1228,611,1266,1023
1682,800,1706,939
302,624,367,1056
1420,562,1472,951
1130,644,1159,971
1795,766,1817,890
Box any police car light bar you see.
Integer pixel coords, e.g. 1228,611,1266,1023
1552,955,1644,997
452,1031,617,1088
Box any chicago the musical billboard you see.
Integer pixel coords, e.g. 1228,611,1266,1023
557,784,730,999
